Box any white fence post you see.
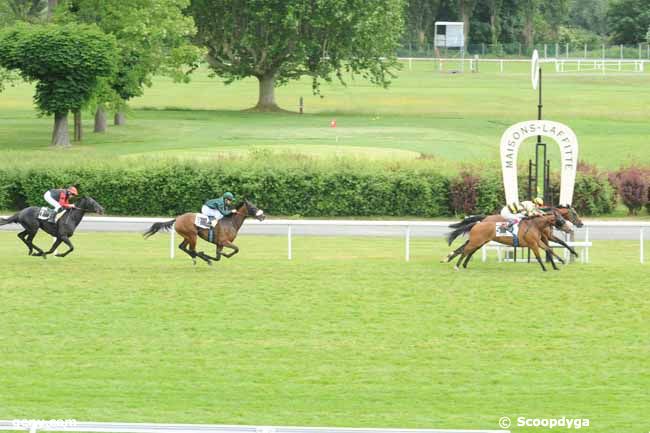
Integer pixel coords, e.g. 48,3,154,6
288,225,292,260
641,228,644,264
170,223,175,259
584,226,589,264
405,225,411,262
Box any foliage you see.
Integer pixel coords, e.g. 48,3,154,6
557,25,604,46
571,163,617,216
0,160,450,217
0,0,47,24
57,0,201,108
190,0,405,109
0,22,117,116
610,166,650,215
607,0,650,44
449,170,479,215
569,0,609,35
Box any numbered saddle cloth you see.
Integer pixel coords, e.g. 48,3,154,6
496,221,520,247
37,207,55,221
194,214,211,229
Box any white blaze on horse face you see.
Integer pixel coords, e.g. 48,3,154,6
562,220,575,234
256,209,264,217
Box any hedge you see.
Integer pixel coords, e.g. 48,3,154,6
0,161,618,217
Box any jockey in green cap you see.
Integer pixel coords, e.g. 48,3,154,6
202,192,237,227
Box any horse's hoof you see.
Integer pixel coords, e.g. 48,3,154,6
454,266,459,271
192,259,197,266
206,260,212,266
55,254,63,258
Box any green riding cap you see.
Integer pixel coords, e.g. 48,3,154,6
223,192,235,201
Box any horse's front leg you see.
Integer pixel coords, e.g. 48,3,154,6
55,236,75,257
551,235,579,258
222,243,239,258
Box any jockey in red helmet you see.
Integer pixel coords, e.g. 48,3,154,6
44,186,78,222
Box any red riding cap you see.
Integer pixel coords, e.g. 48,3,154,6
67,186,78,196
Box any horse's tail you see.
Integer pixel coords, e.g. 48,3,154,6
446,221,481,246
143,219,176,239
0,213,19,226
448,214,486,229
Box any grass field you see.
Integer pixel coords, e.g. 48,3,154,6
1,231,649,432
1,61,649,169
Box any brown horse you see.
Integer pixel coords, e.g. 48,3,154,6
443,212,570,271
448,206,583,263
143,200,266,265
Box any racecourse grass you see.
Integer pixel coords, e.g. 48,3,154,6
0,61,649,169
0,231,648,432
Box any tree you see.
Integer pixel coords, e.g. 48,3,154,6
486,0,503,45
540,0,569,39
407,0,440,50
0,0,47,23
190,0,405,112
457,0,477,45
608,0,650,44
520,0,540,47
58,0,200,130
569,0,608,35
0,23,117,146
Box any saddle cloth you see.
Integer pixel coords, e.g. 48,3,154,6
194,214,211,229
495,221,518,237
37,207,55,220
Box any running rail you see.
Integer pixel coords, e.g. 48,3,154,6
0,421,509,433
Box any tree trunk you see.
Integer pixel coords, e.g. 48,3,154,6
51,112,70,147
489,11,499,46
523,14,534,48
47,0,58,20
114,111,126,126
253,74,281,111
73,109,82,142
94,106,107,133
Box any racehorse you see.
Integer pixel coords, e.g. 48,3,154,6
143,200,266,265
0,197,105,258
442,212,571,271
447,206,583,263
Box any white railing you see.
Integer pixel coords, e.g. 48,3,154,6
1,217,648,264
0,421,508,433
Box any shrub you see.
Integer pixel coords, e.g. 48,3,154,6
611,166,650,215
449,170,479,215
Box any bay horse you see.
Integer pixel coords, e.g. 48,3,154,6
0,197,105,258
447,206,583,263
442,212,570,271
143,200,266,265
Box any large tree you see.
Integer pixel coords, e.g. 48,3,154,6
59,0,200,130
0,23,117,146
607,0,650,44
457,0,476,45
569,0,608,35
486,0,503,45
407,0,440,50
190,0,405,112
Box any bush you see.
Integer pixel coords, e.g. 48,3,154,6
1,162,451,218
611,166,650,215
449,170,479,215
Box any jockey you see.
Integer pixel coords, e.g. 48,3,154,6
202,192,236,227
44,186,78,222
522,197,545,216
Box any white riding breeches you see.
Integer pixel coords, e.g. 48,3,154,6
44,192,61,211
201,205,224,221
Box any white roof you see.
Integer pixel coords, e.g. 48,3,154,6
434,21,464,26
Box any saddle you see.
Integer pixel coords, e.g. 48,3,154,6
194,214,211,229
37,207,56,222
194,214,217,243
496,221,520,247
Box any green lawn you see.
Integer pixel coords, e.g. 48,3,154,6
1,231,648,432
0,61,649,169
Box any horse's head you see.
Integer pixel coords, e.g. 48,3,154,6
558,205,583,228
76,197,105,215
551,209,573,234
237,200,266,221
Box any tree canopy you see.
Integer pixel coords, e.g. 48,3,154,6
190,0,405,111
0,22,117,145
58,0,201,122
607,0,650,44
